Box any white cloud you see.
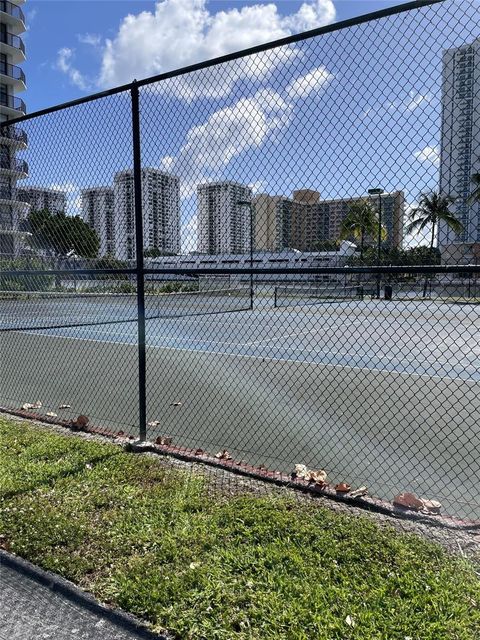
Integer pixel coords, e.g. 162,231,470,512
413,145,440,167
403,228,431,248
56,48,91,91
164,88,292,195
283,0,336,31
24,7,37,35
183,98,269,170
156,46,301,102
160,156,175,171
162,68,331,195
97,0,335,95
361,92,433,121
405,91,432,111
249,180,267,194
78,33,102,48
286,66,333,99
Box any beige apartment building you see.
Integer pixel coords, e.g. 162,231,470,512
253,190,404,252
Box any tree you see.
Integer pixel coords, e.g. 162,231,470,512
348,245,441,268
404,245,441,266
405,193,462,252
339,200,386,259
27,209,99,259
405,193,463,297
311,240,340,252
93,254,128,280
0,257,53,291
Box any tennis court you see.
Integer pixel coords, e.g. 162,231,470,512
1,290,479,519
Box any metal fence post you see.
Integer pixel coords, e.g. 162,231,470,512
131,81,147,442
250,202,254,310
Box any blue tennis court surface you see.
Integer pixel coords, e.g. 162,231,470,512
1,297,479,519
23,299,480,381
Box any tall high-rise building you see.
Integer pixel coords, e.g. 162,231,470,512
18,186,66,215
0,0,27,257
81,187,115,256
113,168,180,260
253,190,403,252
197,181,252,254
439,38,480,263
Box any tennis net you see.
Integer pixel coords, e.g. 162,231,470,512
0,286,252,331
274,283,364,308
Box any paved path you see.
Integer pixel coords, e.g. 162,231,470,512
0,555,161,640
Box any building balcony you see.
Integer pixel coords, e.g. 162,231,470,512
0,158,28,176
0,0,26,34
0,124,27,148
0,187,30,207
0,61,26,91
0,93,26,117
0,30,25,63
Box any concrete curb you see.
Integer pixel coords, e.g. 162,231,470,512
128,441,480,531
0,550,168,640
2,407,479,530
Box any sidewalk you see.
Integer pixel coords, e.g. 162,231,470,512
0,552,164,640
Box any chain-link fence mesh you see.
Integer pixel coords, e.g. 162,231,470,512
1,0,479,521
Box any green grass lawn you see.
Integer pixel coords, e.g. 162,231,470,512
1,417,479,640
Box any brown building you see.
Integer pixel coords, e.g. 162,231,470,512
253,190,404,252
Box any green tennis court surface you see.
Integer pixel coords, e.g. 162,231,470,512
1,295,479,519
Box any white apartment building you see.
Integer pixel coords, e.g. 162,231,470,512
0,0,27,257
197,182,252,254
113,168,180,260
18,186,66,214
81,187,115,256
439,37,480,263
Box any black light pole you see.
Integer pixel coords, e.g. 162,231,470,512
368,187,384,298
237,200,254,310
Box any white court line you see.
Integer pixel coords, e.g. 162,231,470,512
16,329,479,384
240,321,366,346
24,315,476,360
55,318,370,348
280,344,479,368
22,314,479,362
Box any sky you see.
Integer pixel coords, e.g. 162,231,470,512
24,0,424,112
17,0,480,250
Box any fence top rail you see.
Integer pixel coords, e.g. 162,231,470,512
0,0,445,126
2,263,480,278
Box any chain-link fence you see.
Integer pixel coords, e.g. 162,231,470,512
1,0,479,521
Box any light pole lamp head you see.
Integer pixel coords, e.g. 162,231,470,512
368,188,384,195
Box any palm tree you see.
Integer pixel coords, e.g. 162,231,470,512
406,193,462,252
405,192,463,297
339,199,386,259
